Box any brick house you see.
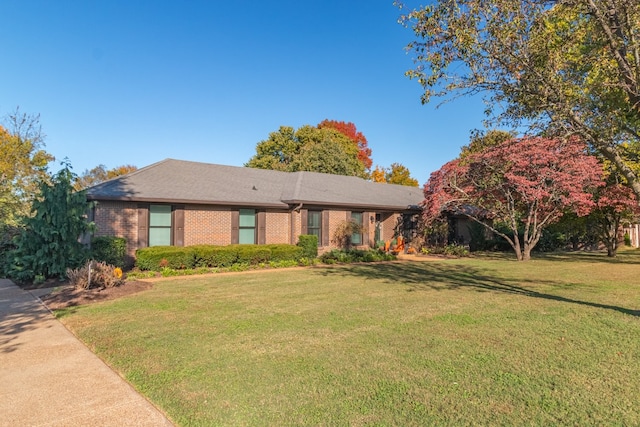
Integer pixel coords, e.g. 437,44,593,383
86,159,423,262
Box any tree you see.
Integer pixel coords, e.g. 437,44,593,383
370,163,419,186
423,137,602,261
246,125,367,178
5,163,93,282
74,164,138,190
0,110,53,227
590,176,640,257
317,119,373,171
398,0,640,198
371,165,386,183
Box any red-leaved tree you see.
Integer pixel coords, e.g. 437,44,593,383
423,137,602,261
591,182,640,257
318,120,372,171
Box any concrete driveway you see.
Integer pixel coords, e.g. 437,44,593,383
0,278,173,426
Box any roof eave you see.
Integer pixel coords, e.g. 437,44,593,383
87,195,289,209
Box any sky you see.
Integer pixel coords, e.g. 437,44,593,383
1,0,489,186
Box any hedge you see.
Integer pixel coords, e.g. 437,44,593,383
135,246,196,271
192,245,238,268
135,243,306,271
264,244,305,262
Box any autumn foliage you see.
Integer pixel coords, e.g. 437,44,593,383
318,120,373,170
423,137,602,260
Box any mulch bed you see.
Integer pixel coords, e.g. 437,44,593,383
20,279,154,311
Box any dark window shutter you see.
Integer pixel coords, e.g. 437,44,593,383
173,205,185,247
137,204,149,248
301,209,308,235
322,211,330,247
231,210,239,244
257,211,266,244
363,211,370,246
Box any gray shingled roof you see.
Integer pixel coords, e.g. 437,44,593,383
86,159,423,211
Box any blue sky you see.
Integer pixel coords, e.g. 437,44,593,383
2,0,489,186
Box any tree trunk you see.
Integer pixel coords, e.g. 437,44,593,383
522,243,532,261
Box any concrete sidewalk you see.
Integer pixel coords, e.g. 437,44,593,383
0,279,173,426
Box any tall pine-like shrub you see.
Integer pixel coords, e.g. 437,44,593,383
6,163,93,281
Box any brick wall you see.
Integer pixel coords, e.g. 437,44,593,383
265,211,290,244
93,201,410,257
93,201,138,259
184,206,233,246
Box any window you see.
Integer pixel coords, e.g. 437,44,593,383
307,210,322,246
351,212,363,245
239,209,256,244
149,205,172,246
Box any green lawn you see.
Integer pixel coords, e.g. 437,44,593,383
57,250,640,426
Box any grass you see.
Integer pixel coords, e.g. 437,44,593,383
57,250,640,426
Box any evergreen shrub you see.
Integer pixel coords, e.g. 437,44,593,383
297,235,318,258
92,236,127,268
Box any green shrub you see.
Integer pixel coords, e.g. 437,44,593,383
135,246,196,271
192,245,239,267
235,245,272,265
265,244,305,261
624,232,632,247
320,249,396,264
92,236,127,268
297,235,319,259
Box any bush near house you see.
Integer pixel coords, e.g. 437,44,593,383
320,249,396,264
135,244,305,271
91,236,127,268
297,235,319,258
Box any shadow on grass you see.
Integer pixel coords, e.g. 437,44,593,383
317,261,640,318
533,250,640,265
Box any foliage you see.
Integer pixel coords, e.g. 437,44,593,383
423,137,602,260
91,236,127,268
398,0,640,198
371,163,419,186
66,260,124,289
5,163,93,281
192,245,239,268
245,125,367,178
331,220,364,250
590,178,640,257
320,249,396,264
297,235,319,259
0,110,53,227
371,165,386,183
136,244,305,271
317,119,373,171
460,130,515,163
74,164,137,190
421,243,470,257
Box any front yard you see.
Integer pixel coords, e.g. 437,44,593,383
56,251,640,426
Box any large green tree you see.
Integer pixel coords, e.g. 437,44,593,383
246,125,367,178
398,0,640,197
5,163,92,282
